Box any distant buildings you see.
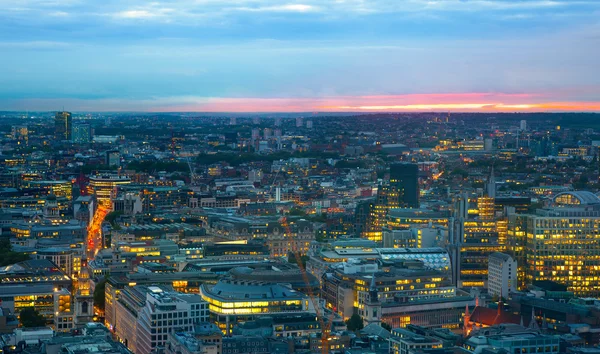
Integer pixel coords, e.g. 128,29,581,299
72,123,92,143
55,111,72,141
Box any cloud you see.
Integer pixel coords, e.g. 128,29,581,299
0,41,72,49
234,4,318,12
113,8,174,19
1,0,600,110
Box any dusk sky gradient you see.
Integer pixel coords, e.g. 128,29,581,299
1,0,600,112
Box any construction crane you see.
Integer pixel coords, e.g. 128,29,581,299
279,216,336,354
186,156,197,186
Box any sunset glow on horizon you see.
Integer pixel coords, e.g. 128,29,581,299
144,94,600,113
2,1,600,111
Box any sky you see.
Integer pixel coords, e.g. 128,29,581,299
1,0,600,112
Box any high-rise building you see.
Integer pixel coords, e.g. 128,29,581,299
488,252,517,298
365,163,420,241
72,123,92,143
453,192,507,289
389,163,419,208
88,174,131,207
520,119,527,131
508,191,600,296
296,116,303,128
55,111,72,141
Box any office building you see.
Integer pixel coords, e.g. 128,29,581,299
88,174,131,207
307,241,451,284
367,163,420,241
104,270,217,332
72,123,92,143
36,248,81,277
389,328,443,354
200,277,315,333
508,191,600,296
321,259,460,326
465,332,559,354
114,285,209,354
390,163,419,208
488,252,517,299
453,190,507,289
55,111,72,141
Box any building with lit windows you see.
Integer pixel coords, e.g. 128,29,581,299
114,285,209,354
0,284,55,323
321,259,472,330
383,208,452,248
200,278,315,334
104,271,216,333
36,247,82,277
10,219,87,244
389,328,443,354
307,241,451,284
55,111,72,141
362,163,420,242
507,191,600,296
88,175,131,207
24,180,73,200
0,259,72,288
322,260,455,320
453,191,507,289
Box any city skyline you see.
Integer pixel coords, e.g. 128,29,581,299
2,0,600,112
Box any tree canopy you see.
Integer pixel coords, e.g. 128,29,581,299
0,239,30,267
346,313,364,331
94,279,107,312
19,307,47,327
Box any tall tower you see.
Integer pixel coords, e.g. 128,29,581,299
55,111,72,141
389,162,419,208
364,273,382,326
486,165,496,199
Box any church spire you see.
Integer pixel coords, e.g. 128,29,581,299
528,307,540,331
486,164,496,198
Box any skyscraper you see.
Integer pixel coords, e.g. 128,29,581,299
389,162,419,208
55,111,72,141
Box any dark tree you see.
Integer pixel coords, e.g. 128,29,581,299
19,307,47,327
94,279,107,311
0,239,30,266
346,313,364,331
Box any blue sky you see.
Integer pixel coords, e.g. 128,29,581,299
1,0,600,111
